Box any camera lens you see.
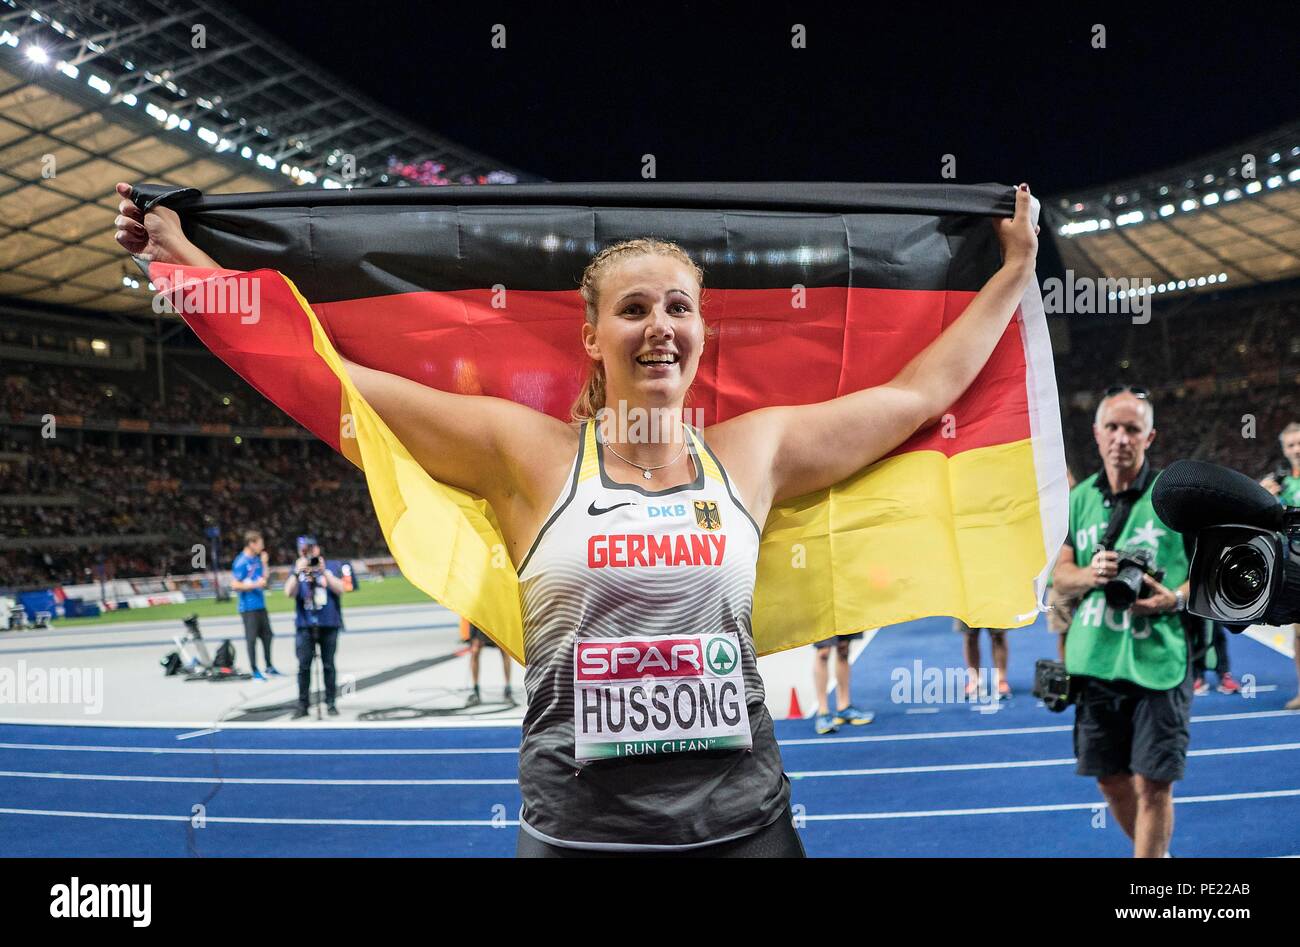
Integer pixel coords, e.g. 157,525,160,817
1220,545,1267,608
1104,566,1146,610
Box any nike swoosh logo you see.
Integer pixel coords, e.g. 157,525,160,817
588,500,634,516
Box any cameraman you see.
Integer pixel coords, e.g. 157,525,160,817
283,535,348,719
1260,420,1300,709
1052,387,1193,858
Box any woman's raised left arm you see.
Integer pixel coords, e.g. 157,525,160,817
708,183,1039,517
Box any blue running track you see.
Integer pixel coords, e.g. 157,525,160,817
2,617,1297,856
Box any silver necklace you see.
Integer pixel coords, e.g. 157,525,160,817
600,432,687,480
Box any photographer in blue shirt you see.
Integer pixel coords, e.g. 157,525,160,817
230,530,279,681
283,535,351,719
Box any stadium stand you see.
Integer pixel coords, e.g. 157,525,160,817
1059,287,1300,477
0,434,385,588
3,281,1297,593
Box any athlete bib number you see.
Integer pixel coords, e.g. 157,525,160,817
573,634,753,761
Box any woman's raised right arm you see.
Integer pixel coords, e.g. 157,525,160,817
112,182,575,518
337,358,575,508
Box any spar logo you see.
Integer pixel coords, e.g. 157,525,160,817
705,637,737,675
577,638,705,681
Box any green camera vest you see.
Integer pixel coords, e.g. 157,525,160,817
1065,469,1190,690
1280,473,1300,507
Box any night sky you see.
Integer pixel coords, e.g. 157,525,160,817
216,3,1298,195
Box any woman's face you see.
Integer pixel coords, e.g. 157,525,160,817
583,254,704,411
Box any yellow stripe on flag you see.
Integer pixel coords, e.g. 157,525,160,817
286,272,1051,666
292,277,527,663
752,439,1046,655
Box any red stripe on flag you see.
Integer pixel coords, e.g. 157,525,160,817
151,263,344,451
316,286,1029,456
149,265,1028,460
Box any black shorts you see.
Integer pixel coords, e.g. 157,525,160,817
813,632,863,650
1073,674,1192,783
515,807,806,858
468,625,497,648
241,608,272,640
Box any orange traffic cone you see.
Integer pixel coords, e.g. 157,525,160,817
787,687,804,719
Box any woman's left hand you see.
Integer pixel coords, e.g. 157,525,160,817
994,183,1039,271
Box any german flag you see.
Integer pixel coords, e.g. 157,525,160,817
131,181,1066,663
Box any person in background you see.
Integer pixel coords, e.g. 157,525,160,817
284,535,349,719
1053,386,1192,858
464,618,514,706
812,634,874,734
1260,420,1300,709
954,622,1013,700
230,529,279,681
1190,619,1240,696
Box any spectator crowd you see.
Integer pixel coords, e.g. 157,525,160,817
2,291,1297,590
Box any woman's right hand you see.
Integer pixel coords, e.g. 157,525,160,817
113,181,212,266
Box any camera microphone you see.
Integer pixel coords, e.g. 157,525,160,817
1151,460,1284,534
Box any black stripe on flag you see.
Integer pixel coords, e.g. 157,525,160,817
131,181,1013,301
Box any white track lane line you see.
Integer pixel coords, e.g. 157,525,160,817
794,758,1072,777
4,742,1297,785
779,708,1300,746
788,741,1300,777
0,807,517,826
0,770,516,785
2,706,1292,732
800,788,1300,822
5,787,1299,827
3,708,1295,756
0,742,518,755
0,716,526,730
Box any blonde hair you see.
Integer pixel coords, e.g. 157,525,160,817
571,238,709,422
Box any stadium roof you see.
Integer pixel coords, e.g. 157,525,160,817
1046,121,1300,303
0,0,533,322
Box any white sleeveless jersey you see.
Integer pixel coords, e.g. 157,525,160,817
516,420,789,850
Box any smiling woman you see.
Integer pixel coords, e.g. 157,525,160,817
571,237,711,432
114,178,1045,858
